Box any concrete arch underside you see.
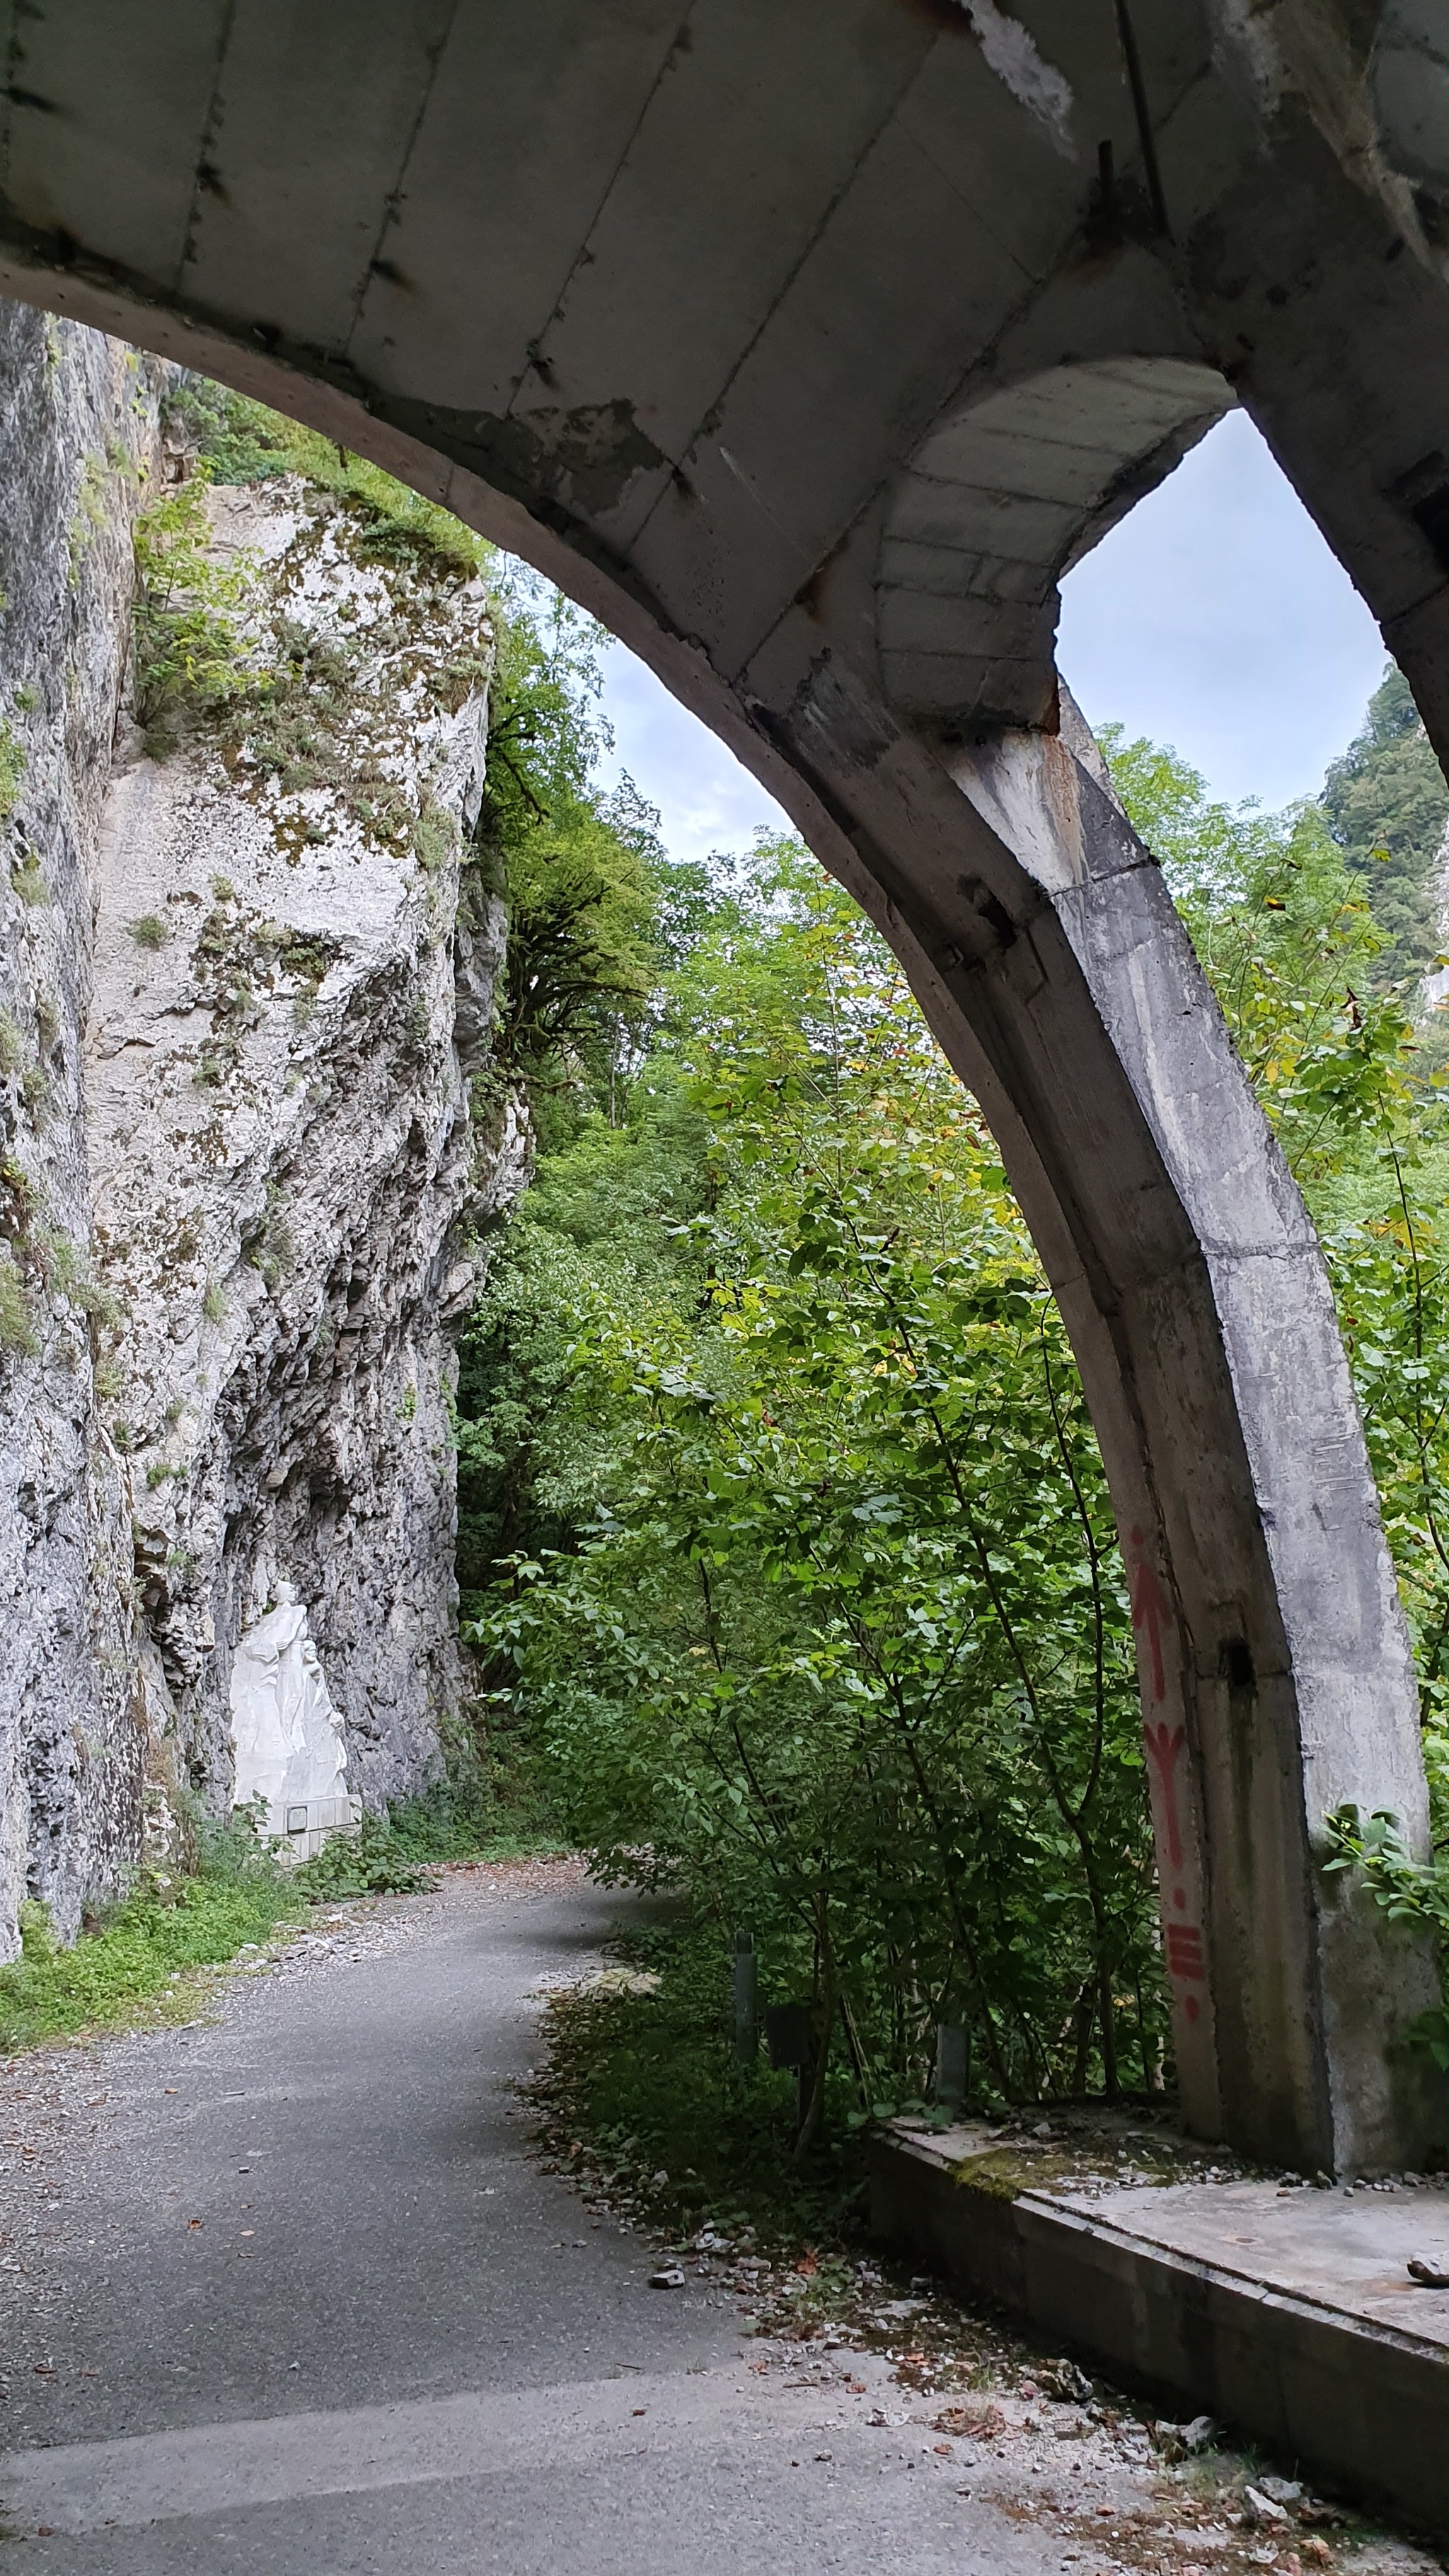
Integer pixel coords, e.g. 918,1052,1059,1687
2,0,1448,2173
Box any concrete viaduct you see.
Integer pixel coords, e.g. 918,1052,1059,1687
2,0,1447,2175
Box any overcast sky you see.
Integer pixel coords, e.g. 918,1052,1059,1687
592,410,1392,866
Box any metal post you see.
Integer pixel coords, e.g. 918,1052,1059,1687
732,1928,758,2066
934,2022,969,2112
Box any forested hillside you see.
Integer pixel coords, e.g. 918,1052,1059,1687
1323,668,1449,990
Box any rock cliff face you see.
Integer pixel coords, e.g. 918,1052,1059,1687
0,307,519,1958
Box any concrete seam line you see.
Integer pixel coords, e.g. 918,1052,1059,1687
0,2367,772,2536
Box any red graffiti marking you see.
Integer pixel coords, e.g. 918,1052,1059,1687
1165,1921,1206,1982
1127,1526,1170,1703
1143,1720,1187,1869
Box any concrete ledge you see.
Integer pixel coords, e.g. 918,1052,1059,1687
867,2124,1449,2536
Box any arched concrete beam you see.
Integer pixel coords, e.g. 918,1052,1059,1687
877,356,1232,730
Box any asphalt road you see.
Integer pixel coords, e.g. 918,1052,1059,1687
0,1865,1359,2575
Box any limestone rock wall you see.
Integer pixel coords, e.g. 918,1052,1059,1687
87,469,509,1813
0,309,519,1957
0,308,162,1954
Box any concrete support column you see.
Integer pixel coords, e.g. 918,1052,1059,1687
749,657,1445,2175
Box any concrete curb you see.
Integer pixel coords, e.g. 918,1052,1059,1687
867,2127,1449,2535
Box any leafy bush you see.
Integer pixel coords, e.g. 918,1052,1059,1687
471,846,1163,2120
291,1816,433,1900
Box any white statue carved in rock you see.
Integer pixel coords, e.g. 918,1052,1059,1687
229,1582,353,1858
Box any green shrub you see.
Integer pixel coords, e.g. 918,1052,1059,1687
0,1255,35,1357
128,913,169,950
132,470,258,748
0,721,24,818
11,853,47,906
0,1832,301,2054
291,1816,432,1900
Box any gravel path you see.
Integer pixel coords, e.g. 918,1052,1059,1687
0,1868,1439,2575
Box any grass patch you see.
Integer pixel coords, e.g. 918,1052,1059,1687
0,1766,565,2052
0,1824,304,2054
527,1912,867,2255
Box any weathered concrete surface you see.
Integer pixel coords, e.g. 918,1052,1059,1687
1,2,1448,2166
870,2120,1449,2534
